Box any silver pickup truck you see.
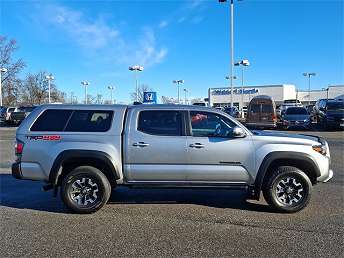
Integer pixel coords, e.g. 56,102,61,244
12,104,333,213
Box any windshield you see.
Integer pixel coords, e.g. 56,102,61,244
327,102,344,110
285,107,308,115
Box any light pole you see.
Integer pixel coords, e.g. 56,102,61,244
303,72,316,105
322,87,329,100
173,80,184,104
81,81,90,104
129,65,144,102
0,68,8,107
45,74,55,103
108,86,115,104
183,88,189,105
219,0,242,107
235,59,249,117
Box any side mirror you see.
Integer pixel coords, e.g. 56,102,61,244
232,126,246,138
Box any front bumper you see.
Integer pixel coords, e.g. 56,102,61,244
322,169,334,183
12,162,22,179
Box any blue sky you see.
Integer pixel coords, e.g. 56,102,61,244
1,0,343,103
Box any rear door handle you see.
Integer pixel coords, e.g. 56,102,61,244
189,143,205,149
133,142,150,147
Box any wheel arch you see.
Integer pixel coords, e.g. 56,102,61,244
49,150,119,187
252,151,320,200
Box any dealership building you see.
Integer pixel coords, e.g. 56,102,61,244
208,84,344,108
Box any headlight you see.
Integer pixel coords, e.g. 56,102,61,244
312,145,326,155
304,119,310,122
312,139,329,156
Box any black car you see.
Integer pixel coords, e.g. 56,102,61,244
223,106,240,118
315,100,344,129
281,107,311,130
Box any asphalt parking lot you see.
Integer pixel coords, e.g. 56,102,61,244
0,126,343,257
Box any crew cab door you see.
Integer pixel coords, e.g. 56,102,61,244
185,110,255,184
124,109,188,182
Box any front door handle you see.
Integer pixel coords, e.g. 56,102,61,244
189,143,205,149
133,142,150,147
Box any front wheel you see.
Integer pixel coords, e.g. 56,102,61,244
61,166,111,214
263,166,312,213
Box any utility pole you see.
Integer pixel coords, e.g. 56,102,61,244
0,68,8,107
81,81,90,104
303,73,316,106
108,86,115,104
129,65,144,102
173,80,184,104
219,0,243,107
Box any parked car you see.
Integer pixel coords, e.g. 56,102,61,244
283,99,303,106
223,106,240,118
277,100,303,117
9,106,37,125
0,107,16,124
12,104,333,213
315,100,344,129
313,99,334,116
246,95,277,129
280,107,311,130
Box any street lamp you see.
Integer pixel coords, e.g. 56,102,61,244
129,65,144,102
322,87,329,100
303,72,316,105
183,88,189,105
0,68,8,107
219,0,243,107
225,75,237,80
108,86,115,104
45,74,55,103
81,81,90,104
235,59,250,117
173,80,184,104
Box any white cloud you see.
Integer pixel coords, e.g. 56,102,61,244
134,28,168,66
48,5,120,49
158,20,168,29
39,4,167,67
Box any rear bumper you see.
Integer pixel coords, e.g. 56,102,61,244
12,162,47,181
12,162,22,179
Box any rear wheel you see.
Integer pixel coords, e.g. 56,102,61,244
263,166,312,213
61,166,111,214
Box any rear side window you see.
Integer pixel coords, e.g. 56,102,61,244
65,110,113,132
138,111,182,136
31,110,73,131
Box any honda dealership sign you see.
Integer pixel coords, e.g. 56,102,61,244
143,92,157,104
211,88,259,96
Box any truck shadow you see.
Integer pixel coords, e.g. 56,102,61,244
0,174,271,213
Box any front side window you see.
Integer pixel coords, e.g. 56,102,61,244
190,111,236,138
138,110,182,136
65,110,113,132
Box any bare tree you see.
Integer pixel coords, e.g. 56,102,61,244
0,36,26,105
161,96,178,104
21,71,65,104
130,84,153,103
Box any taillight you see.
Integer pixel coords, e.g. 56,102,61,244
272,115,277,121
15,140,24,161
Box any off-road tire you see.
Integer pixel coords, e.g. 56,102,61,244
61,166,111,214
263,166,312,213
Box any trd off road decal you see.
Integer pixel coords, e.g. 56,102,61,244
26,135,61,141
